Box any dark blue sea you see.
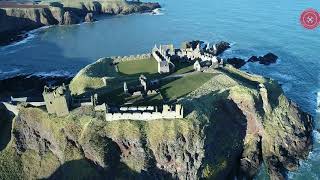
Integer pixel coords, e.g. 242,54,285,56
0,0,319,178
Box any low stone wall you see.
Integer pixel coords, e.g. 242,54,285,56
105,111,183,121
112,53,151,63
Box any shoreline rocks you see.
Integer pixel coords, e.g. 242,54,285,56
226,52,278,69
214,41,231,55
248,53,278,65
84,12,95,23
226,58,246,69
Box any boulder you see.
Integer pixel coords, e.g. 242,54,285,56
226,58,246,69
260,53,278,65
247,53,278,65
84,13,95,23
214,41,231,55
63,11,80,25
247,56,259,63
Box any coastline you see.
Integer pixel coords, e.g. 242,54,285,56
0,0,161,46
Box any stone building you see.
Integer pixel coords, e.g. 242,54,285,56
152,44,174,73
42,84,71,117
193,56,221,72
124,75,160,96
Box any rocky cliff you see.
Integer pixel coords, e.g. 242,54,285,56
0,0,160,45
0,66,312,179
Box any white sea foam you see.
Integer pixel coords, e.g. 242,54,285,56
0,25,51,50
314,130,320,143
268,71,295,82
149,8,164,16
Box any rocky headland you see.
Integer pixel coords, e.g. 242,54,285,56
0,0,161,46
0,48,312,179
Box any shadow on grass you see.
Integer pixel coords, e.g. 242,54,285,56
264,81,283,109
0,104,14,151
197,91,249,179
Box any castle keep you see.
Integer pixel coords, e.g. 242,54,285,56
42,84,71,117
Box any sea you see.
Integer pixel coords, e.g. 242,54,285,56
0,0,319,179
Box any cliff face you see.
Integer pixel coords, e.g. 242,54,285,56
0,66,312,179
0,0,160,45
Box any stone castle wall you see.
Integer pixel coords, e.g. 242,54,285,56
112,53,151,63
95,104,184,121
105,111,183,121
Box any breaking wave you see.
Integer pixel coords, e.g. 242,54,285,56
150,8,164,16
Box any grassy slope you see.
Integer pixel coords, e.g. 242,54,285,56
69,58,118,95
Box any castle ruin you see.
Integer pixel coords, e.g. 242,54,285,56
42,84,71,117
124,74,160,96
103,104,184,121
153,41,222,74
152,44,174,73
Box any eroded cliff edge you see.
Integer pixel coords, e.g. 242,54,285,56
0,0,160,45
0,65,312,179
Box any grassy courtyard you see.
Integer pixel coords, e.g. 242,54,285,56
70,54,214,104
98,72,214,106
160,72,214,101
117,57,158,76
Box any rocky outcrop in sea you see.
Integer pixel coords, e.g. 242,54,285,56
226,52,279,69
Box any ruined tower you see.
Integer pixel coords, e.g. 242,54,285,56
42,84,71,117
124,82,129,94
139,74,148,91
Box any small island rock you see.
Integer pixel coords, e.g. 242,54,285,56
63,11,80,25
84,13,95,23
215,41,231,55
248,53,278,65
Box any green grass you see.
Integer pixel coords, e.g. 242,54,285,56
99,86,164,106
172,61,194,75
70,58,118,95
160,73,214,101
220,65,266,88
117,57,158,76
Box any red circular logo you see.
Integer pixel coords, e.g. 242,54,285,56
300,8,319,29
